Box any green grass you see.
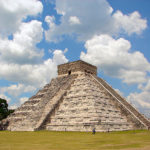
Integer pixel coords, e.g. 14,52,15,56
0,130,150,150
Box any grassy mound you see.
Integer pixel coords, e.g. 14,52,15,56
0,130,150,150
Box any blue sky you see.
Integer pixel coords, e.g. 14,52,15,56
0,0,150,117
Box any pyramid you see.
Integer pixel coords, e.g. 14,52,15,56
1,60,150,131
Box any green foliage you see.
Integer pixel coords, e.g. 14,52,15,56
8,109,15,114
0,98,14,121
0,98,9,120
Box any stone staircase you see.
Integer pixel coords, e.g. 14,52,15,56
45,74,134,132
91,74,150,129
1,75,77,131
35,74,77,130
1,60,148,132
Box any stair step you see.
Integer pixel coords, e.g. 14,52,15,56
24,100,40,106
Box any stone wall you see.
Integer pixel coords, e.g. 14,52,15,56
58,60,97,76
92,75,149,129
1,60,149,132
2,75,77,131
45,74,135,132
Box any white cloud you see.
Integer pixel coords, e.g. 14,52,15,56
45,16,55,28
113,11,147,35
45,0,114,42
80,34,150,84
19,97,28,105
0,0,148,118
144,80,150,92
0,54,66,87
119,70,147,84
0,20,43,65
53,49,68,65
0,0,69,109
127,79,150,117
0,94,11,103
9,105,18,110
0,20,49,87
0,49,68,108
45,0,147,42
128,92,150,108
115,89,124,97
0,2,68,95
69,16,81,25
1,84,36,97
0,49,68,92
0,0,43,37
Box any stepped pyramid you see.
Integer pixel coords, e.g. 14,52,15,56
1,60,150,131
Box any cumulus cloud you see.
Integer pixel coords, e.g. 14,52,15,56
0,84,36,97
8,97,28,109
0,20,43,64
45,0,113,42
0,0,70,108
0,94,11,103
80,33,150,117
0,19,69,88
0,0,148,117
9,105,18,110
45,0,147,42
0,49,68,87
69,16,81,25
45,16,55,28
53,50,68,65
0,0,68,107
0,49,68,108
119,70,147,84
113,11,147,35
19,97,28,105
80,34,150,84
0,0,43,37
127,78,150,117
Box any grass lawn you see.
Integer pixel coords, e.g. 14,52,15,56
0,130,150,150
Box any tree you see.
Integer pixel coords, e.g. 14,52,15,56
0,98,9,121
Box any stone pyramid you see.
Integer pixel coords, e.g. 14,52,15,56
1,60,150,131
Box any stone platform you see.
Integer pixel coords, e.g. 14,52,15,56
1,60,150,131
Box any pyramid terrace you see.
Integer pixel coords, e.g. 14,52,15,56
0,60,150,131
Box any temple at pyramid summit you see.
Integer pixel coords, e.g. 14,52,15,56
1,60,150,131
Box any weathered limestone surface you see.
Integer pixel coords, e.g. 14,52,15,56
58,60,97,76
46,74,135,131
93,76,150,128
1,60,149,131
1,75,77,131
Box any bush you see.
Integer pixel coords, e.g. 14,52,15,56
0,98,14,121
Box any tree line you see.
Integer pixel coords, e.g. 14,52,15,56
0,98,14,121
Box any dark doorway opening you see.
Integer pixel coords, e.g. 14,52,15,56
68,70,71,75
